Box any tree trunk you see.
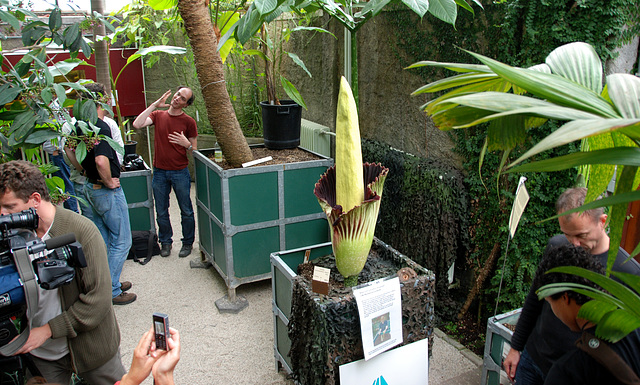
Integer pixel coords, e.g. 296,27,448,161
178,0,253,167
457,241,501,320
91,0,111,95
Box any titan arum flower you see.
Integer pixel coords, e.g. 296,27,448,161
314,77,389,287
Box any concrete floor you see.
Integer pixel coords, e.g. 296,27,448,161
114,183,483,384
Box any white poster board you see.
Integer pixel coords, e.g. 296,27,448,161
339,338,429,385
509,176,530,239
352,277,403,360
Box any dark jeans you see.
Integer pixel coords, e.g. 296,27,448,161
152,167,195,246
50,154,78,212
515,348,545,385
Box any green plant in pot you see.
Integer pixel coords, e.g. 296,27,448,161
242,19,334,149
314,77,388,286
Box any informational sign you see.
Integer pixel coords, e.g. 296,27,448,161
311,266,331,295
352,277,402,360
509,176,530,239
339,338,429,385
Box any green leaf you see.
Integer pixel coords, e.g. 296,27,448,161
103,136,124,156
508,147,640,173
611,272,640,296
148,0,177,10
545,42,603,93
412,73,499,95
360,0,394,18
606,74,640,119
406,60,491,74
48,7,62,31
595,310,640,343
287,52,312,77
53,84,66,105
255,0,278,15
24,128,60,144
453,0,473,14
127,45,187,64
579,299,618,324
0,84,22,106
510,119,640,168
428,0,458,25
75,141,87,164
48,58,87,77
0,9,20,30
487,115,526,151
41,88,52,105
64,23,80,47
280,76,306,110
243,49,270,62
466,50,618,118
585,133,616,202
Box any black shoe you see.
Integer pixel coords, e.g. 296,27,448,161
179,245,192,258
160,244,172,257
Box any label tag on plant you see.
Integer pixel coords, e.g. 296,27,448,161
312,266,331,295
304,249,311,264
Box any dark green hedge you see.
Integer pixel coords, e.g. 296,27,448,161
362,139,470,303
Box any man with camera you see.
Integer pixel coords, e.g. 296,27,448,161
0,160,126,384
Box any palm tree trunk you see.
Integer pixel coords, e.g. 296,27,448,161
178,0,253,167
91,0,111,95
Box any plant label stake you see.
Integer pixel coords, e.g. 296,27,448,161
312,266,331,295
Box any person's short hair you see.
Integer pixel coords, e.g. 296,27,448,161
80,82,106,101
0,160,50,202
555,187,604,222
532,244,604,305
177,86,194,106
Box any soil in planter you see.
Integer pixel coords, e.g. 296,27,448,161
208,147,322,170
443,313,486,356
296,249,407,295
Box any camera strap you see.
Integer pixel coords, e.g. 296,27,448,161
0,248,39,356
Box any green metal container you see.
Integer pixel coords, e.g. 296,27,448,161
270,238,435,377
120,168,155,233
481,308,522,385
193,146,332,311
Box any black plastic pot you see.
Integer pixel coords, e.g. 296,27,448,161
124,141,137,156
260,100,301,150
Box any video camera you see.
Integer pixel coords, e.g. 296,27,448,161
0,208,86,347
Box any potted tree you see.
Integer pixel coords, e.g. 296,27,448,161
226,16,334,149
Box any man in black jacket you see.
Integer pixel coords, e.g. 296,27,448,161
503,187,640,384
531,244,640,385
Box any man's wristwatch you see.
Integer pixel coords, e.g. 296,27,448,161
187,144,193,151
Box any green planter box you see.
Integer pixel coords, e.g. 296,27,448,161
194,146,333,312
121,168,155,233
270,238,435,382
481,308,521,385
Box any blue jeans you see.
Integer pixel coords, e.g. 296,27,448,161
152,167,195,246
74,181,92,221
515,348,545,385
82,184,132,298
50,154,78,212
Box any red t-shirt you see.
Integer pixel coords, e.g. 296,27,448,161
149,110,198,170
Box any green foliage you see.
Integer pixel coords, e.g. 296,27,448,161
390,0,638,321
454,122,578,315
361,139,470,314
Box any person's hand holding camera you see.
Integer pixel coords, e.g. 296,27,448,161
152,328,180,385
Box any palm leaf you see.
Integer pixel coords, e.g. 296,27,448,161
544,42,603,93
466,50,618,118
509,119,640,168
606,74,640,119
508,147,640,173
595,310,640,343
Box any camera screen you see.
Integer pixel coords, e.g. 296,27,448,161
154,320,165,335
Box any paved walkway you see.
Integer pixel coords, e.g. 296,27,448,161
113,184,483,384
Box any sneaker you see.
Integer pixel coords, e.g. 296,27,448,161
160,244,172,257
120,281,132,292
112,292,137,305
178,245,192,258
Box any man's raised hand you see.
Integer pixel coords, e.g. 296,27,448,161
154,90,172,109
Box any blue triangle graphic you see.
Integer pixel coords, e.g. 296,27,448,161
372,375,389,385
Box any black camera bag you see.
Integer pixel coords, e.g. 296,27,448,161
127,231,160,265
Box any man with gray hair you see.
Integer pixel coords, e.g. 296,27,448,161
503,187,640,384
